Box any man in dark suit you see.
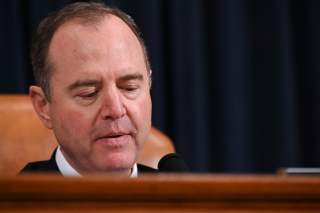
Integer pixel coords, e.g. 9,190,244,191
22,2,155,176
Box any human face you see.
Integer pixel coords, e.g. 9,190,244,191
45,16,151,175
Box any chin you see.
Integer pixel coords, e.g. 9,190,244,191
94,153,136,173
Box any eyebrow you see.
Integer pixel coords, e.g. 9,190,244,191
67,79,101,91
118,73,144,83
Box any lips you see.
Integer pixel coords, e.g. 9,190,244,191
96,131,129,139
94,133,131,148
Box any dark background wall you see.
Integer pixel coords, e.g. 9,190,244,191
1,0,320,173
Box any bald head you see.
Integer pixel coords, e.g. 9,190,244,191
31,2,151,100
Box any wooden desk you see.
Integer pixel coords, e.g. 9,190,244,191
0,174,320,212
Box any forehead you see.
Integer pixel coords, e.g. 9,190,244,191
47,15,147,82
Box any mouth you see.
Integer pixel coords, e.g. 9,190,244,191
95,133,131,148
105,133,124,138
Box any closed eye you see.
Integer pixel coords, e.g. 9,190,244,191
75,88,100,104
118,84,141,99
123,85,139,92
79,90,98,98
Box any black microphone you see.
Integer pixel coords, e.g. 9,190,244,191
158,153,189,172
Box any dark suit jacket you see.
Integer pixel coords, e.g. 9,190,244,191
20,149,158,174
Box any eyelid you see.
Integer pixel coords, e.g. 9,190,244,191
81,90,98,97
120,82,140,90
75,87,98,97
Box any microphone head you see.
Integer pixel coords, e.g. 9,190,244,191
158,153,189,172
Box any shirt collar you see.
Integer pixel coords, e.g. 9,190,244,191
55,146,138,177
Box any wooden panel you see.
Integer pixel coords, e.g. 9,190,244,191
0,174,320,212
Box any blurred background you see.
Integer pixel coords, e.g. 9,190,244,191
1,0,320,173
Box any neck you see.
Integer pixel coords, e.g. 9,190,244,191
58,147,133,176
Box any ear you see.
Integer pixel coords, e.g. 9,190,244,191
29,86,53,129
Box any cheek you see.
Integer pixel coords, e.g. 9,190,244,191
144,97,152,126
50,104,94,141
132,94,152,135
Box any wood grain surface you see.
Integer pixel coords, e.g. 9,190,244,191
0,174,319,213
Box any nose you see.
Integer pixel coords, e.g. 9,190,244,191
100,86,126,120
